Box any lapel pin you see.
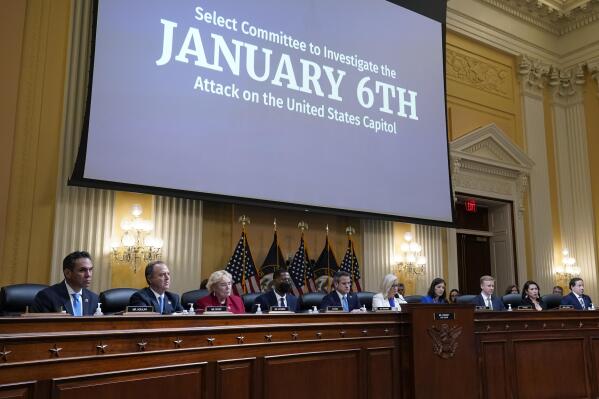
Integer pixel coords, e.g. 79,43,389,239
84,298,89,303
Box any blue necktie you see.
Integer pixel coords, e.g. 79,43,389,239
72,293,82,316
159,295,164,314
342,296,349,312
389,297,395,308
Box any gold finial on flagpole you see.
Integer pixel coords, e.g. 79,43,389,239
273,218,277,231
298,221,308,232
325,224,329,235
345,226,355,236
238,215,250,227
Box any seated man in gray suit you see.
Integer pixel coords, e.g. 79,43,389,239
32,251,99,315
129,261,183,314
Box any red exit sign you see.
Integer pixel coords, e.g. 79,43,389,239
465,199,477,212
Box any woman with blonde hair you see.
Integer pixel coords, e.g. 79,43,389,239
195,270,245,314
372,273,407,310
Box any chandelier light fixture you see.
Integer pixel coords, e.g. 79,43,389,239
393,232,426,276
555,248,580,281
111,204,163,272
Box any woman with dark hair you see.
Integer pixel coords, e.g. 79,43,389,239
521,280,545,311
448,289,460,304
504,284,520,295
421,278,447,304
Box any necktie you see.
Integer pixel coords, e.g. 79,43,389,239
486,296,493,310
72,293,82,316
579,297,586,310
159,295,164,314
389,297,395,308
279,297,285,307
342,296,349,312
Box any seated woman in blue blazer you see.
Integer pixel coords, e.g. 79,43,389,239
421,277,448,304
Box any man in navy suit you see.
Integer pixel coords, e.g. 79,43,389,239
129,261,183,314
561,277,593,310
32,251,99,315
471,275,505,311
320,271,361,311
254,268,299,312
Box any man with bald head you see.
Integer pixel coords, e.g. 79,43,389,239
129,261,183,314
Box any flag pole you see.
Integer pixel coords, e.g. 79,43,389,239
346,226,356,291
239,215,250,294
273,218,279,271
326,224,333,291
298,221,309,289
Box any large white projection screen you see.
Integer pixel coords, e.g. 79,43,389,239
75,0,454,223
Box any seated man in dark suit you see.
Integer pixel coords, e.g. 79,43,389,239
32,251,99,316
561,277,593,310
320,271,361,312
254,268,299,312
471,275,505,311
129,261,183,314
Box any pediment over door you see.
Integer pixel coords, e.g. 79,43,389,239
449,123,533,213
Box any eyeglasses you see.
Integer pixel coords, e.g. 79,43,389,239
391,284,399,287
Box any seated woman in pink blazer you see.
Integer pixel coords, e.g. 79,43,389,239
195,270,245,314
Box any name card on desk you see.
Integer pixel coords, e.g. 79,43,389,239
269,306,290,312
126,306,154,313
374,306,393,311
475,306,491,311
559,305,574,310
205,306,228,312
434,312,455,320
326,306,344,312
517,306,533,310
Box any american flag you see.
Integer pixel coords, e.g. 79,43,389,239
288,235,316,296
225,231,260,295
339,237,362,292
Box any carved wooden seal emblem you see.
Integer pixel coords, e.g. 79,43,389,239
427,324,462,359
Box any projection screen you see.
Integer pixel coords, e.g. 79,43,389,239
71,0,455,224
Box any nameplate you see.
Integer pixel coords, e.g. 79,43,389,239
559,305,574,310
126,306,153,313
205,306,228,312
475,306,491,311
326,306,344,312
517,306,533,310
269,306,290,312
374,306,392,311
434,312,455,320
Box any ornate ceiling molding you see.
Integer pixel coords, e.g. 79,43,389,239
477,0,599,35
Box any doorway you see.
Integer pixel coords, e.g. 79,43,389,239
455,195,517,295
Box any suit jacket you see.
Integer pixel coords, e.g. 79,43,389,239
32,281,98,315
372,293,403,310
421,295,448,304
254,290,299,313
521,296,546,310
471,294,505,311
195,292,245,314
561,292,593,310
319,291,361,311
128,287,183,314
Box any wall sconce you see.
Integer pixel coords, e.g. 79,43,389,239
555,248,580,281
111,204,163,272
392,232,426,276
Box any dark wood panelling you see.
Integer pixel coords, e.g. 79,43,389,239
513,338,590,399
52,364,206,399
263,351,359,399
0,382,34,399
216,359,254,399
480,341,509,399
366,348,394,399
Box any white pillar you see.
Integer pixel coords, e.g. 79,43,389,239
51,1,114,293
153,196,203,293
361,219,394,293
518,55,554,292
550,66,598,296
